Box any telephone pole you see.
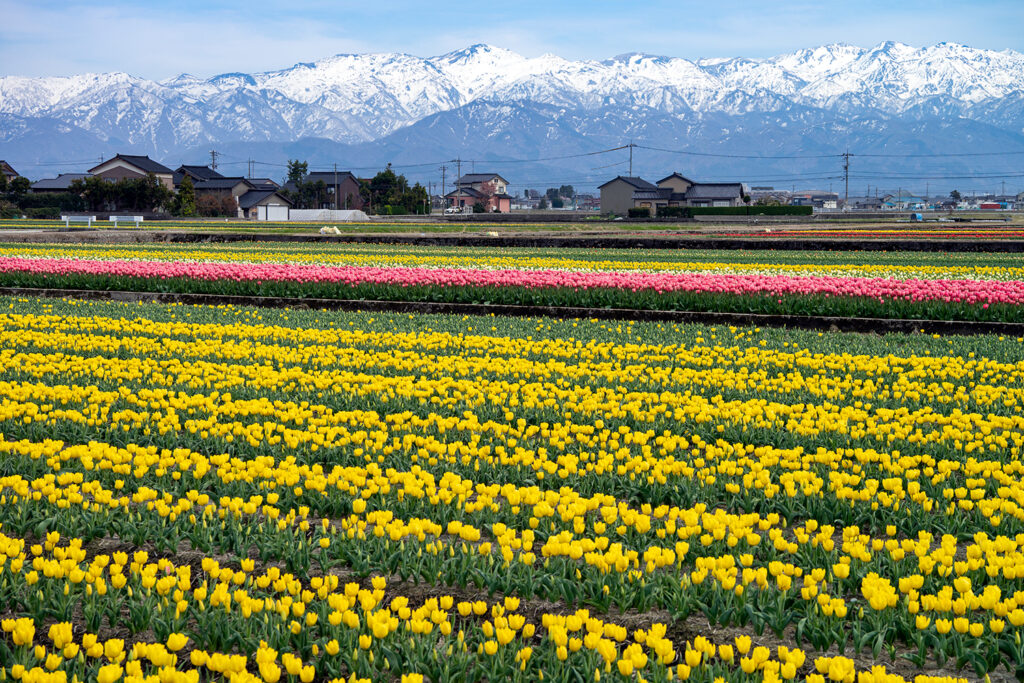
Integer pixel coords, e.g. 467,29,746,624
440,165,447,210
334,163,338,211
842,150,850,208
454,158,462,210
628,142,634,177
210,150,219,171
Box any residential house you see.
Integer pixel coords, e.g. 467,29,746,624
510,195,542,211
881,194,925,210
239,190,293,220
0,161,19,182
88,154,175,189
577,194,600,211
449,173,511,212
624,173,750,214
790,192,839,210
282,171,364,210
248,178,280,191
30,173,92,193
681,182,748,208
598,176,658,215
843,196,883,211
173,165,224,187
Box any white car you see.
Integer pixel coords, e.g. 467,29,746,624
444,206,467,215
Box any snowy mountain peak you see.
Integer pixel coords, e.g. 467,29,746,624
2,41,1024,177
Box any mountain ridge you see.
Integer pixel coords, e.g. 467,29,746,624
3,41,1024,191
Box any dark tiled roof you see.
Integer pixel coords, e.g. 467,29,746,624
456,173,508,185
598,176,657,190
685,183,745,200
0,161,18,176
175,165,224,181
238,190,292,209
632,188,671,201
656,172,696,186
445,187,485,199
194,177,252,191
90,154,173,175
248,178,279,188
31,173,91,190
305,171,357,183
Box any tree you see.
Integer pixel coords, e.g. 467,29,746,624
220,195,239,217
950,189,962,202
475,180,498,212
472,201,486,214
551,197,564,209
538,197,548,210
6,177,30,204
286,160,308,186
361,165,428,214
545,188,560,201
558,185,575,199
174,175,197,217
197,195,224,217
70,176,113,211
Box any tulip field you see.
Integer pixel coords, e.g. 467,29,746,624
0,291,1022,683
0,241,1019,322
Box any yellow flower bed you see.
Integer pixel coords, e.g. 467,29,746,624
0,299,1017,681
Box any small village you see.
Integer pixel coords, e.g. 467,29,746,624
2,154,1020,221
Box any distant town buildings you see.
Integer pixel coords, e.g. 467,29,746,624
9,150,1024,219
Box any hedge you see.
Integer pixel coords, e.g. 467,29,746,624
24,207,63,219
18,192,86,211
688,205,813,216
627,207,651,218
655,206,688,218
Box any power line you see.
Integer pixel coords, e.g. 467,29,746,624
634,144,839,160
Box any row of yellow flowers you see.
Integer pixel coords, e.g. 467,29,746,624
0,298,1020,679
0,243,1020,281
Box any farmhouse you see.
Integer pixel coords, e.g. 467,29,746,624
598,176,658,215
605,172,749,215
449,173,511,212
89,154,175,189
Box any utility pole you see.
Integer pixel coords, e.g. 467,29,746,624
454,158,462,210
334,163,338,211
210,150,219,171
628,142,634,177
440,165,447,210
842,150,850,208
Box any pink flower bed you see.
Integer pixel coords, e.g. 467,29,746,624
2,256,1023,305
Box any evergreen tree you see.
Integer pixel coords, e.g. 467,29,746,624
175,175,197,217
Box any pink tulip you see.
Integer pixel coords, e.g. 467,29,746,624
0,257,1020,306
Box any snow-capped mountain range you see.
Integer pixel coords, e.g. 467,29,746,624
4,41,1024,190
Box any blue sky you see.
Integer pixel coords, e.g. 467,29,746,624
3,0,1024,79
